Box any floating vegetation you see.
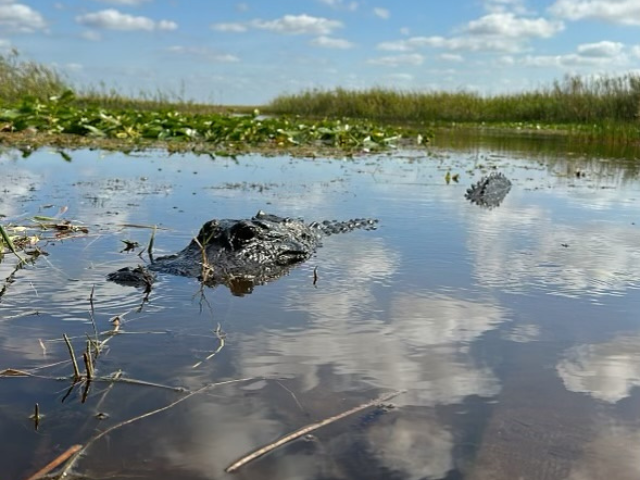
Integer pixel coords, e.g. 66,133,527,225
0,213,88,258
0,90,421,154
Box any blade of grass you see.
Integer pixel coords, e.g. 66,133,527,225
0,224,25,262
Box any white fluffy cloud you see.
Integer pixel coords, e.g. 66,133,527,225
367,53,424,66
557,334,640,403
523,41,627,68
92,0,151,5
310,35,354,49
211,22,247,33
251,14,342,35
166,45,239,62
577,40,624,57
318,0,358,11
550,0,640,26
465,12,563,38
76,9,177,31
378,35,524,53
0,2,46,33
377,12,562,54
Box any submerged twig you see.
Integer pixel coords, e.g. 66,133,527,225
88,285,99,345
147,225,156,260
275,380,305,413
23,444,82,480
62,334,81,381
57,377,260,477
192,323,225,368
225,390,405,473
193,235,213,284
31,402,41,431
82,352,93,380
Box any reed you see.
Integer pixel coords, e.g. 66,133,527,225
268,74,640,130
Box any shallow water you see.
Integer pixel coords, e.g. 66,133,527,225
1,141,640,479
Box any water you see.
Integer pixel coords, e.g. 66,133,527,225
1,140,640,479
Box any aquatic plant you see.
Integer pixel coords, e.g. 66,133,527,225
0,91,414,152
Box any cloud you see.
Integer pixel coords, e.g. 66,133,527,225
76,9,177,31
250,14,342,35
211,22,247,32
557,333,640,403
465,12,564,38
577,40,624,57
0,2,46,33
549,0,640,26
91,0,151,5
310,35,354,49
318,0,358,11
373,7,390,19
367,53,424,66
522,41,627,68
385,72,414,81
376,12,562,55
378,35,524,53
166,45,239,62
440,53,463,62
483,0,529,14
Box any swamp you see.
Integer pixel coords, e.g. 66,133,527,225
2,131,640,480
2,52,640,480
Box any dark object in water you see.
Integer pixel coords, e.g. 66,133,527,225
465,172,512,209
108,210,377,295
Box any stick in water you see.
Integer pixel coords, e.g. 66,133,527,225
23,444,82,480
225,390,404,473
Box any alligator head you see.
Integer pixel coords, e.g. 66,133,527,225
108,211,376,296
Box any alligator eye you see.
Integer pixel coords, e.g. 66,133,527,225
228,223,256,249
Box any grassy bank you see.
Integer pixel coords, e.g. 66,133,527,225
2,51,640,148
0,53,415,154
268,76,640,143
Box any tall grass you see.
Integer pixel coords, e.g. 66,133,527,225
0,51,251,115
268,75,640,126
0,50,69,102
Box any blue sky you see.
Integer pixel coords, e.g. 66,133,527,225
2,0,640,105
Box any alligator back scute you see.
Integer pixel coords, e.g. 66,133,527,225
465,172,512,209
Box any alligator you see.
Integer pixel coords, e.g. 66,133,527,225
465,172,512,209
108,211,378,295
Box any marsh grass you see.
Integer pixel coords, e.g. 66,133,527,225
268,75,640,141
0,50,68,102
0,52,249,115
2,51,639,144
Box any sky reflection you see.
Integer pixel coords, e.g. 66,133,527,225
2,145,640,479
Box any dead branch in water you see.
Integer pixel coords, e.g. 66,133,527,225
22,444,82,480
225,389,405,473
62,334,81,381
57,377,261,477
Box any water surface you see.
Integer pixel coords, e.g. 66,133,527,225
1,141,640,479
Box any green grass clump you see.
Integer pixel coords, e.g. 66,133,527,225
0,50,69,103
